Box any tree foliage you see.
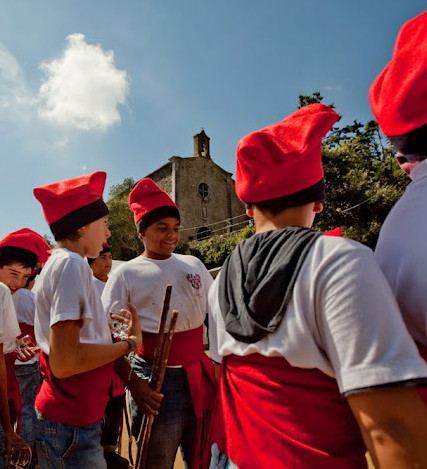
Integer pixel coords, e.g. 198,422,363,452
106,177,143,260
185,224,255,270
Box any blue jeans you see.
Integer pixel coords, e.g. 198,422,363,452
34,410,106,469
209,444,239,469
129,355,197,469
15,362,42,444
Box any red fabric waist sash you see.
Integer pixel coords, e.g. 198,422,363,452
139,326,217,469
138,325,204,367
36,352,114,427
5,352,21,432
415,342,427,404
212,353,366,469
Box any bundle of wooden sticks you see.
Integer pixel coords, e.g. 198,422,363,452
135,284,179,469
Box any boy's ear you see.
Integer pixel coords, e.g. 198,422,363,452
313,202,324,214
246,206,254,217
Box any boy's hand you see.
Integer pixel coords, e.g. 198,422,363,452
127,374,163,417
125,303,142,349
4,429,31,467
15,345,40,362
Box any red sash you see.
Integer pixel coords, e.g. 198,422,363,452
211,353,366,469
18,323,36,345
138,326,217,469
5,352,21,432
36,352,114,427
415,342,427,403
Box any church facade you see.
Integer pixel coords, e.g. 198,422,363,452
145,130,247,242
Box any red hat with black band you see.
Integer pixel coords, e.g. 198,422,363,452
369,10,427,137
33,171,109,241
235,103,339,204
0,228,51,270
129,178,180,230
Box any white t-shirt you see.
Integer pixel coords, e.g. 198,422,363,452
13,288,35,326
13,288,38,365
375,159,427,347
209,235,427,395
0,283,20,354
93,277,106,297
102,254,213,333
35,248,113,355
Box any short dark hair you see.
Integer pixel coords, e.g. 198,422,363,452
87,243,112,265
137,206,180,233
248,179,326,216
388,123,427,161
0,247,37,270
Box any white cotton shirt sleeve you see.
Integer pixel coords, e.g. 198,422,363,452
0,283,21,349
375,160,427,347
208,236,427,395
35,249,113,355
13,289,36,326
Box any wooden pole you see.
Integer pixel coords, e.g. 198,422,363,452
135,285,178,469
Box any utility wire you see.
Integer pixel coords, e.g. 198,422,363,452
340,195,375,213
180,212,248,232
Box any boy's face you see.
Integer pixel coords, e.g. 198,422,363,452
90,251,113,280
81,216,111,259
140,217,180,260
0,263,32,294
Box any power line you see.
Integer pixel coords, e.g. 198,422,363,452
340,194,376,213
180,212,248,232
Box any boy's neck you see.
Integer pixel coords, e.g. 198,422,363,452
57,240,85,258
253,204,316,234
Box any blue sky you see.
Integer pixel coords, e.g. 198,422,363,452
0,1,425,240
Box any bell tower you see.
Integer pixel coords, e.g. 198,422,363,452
193,129,211,159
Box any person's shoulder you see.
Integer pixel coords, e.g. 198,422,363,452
46,249,90,279
16,288,35,301
50,248,84,265
310,234,374,266
0,282,10,297
109,256,143,277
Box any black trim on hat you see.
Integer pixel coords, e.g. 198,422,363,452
248,178,326,212
50,199,109,241
0,247,38,270
388,123,427,160
137,206,180,233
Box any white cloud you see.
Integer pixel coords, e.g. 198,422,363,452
0,43,33,113
38,33,129,131
0,43,22,82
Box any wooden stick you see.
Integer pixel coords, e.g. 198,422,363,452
135,285,174,468
138,311,178,469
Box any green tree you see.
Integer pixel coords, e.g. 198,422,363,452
316,120,408,248
187,224,255,269
106,178,143,260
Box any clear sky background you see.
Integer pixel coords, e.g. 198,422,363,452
0,1,425,240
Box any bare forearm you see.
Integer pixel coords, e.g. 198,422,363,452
348,386,427,468
50,340,131,379
0,357,12,433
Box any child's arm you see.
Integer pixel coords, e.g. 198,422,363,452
0,345,28,456
49,304,142,379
